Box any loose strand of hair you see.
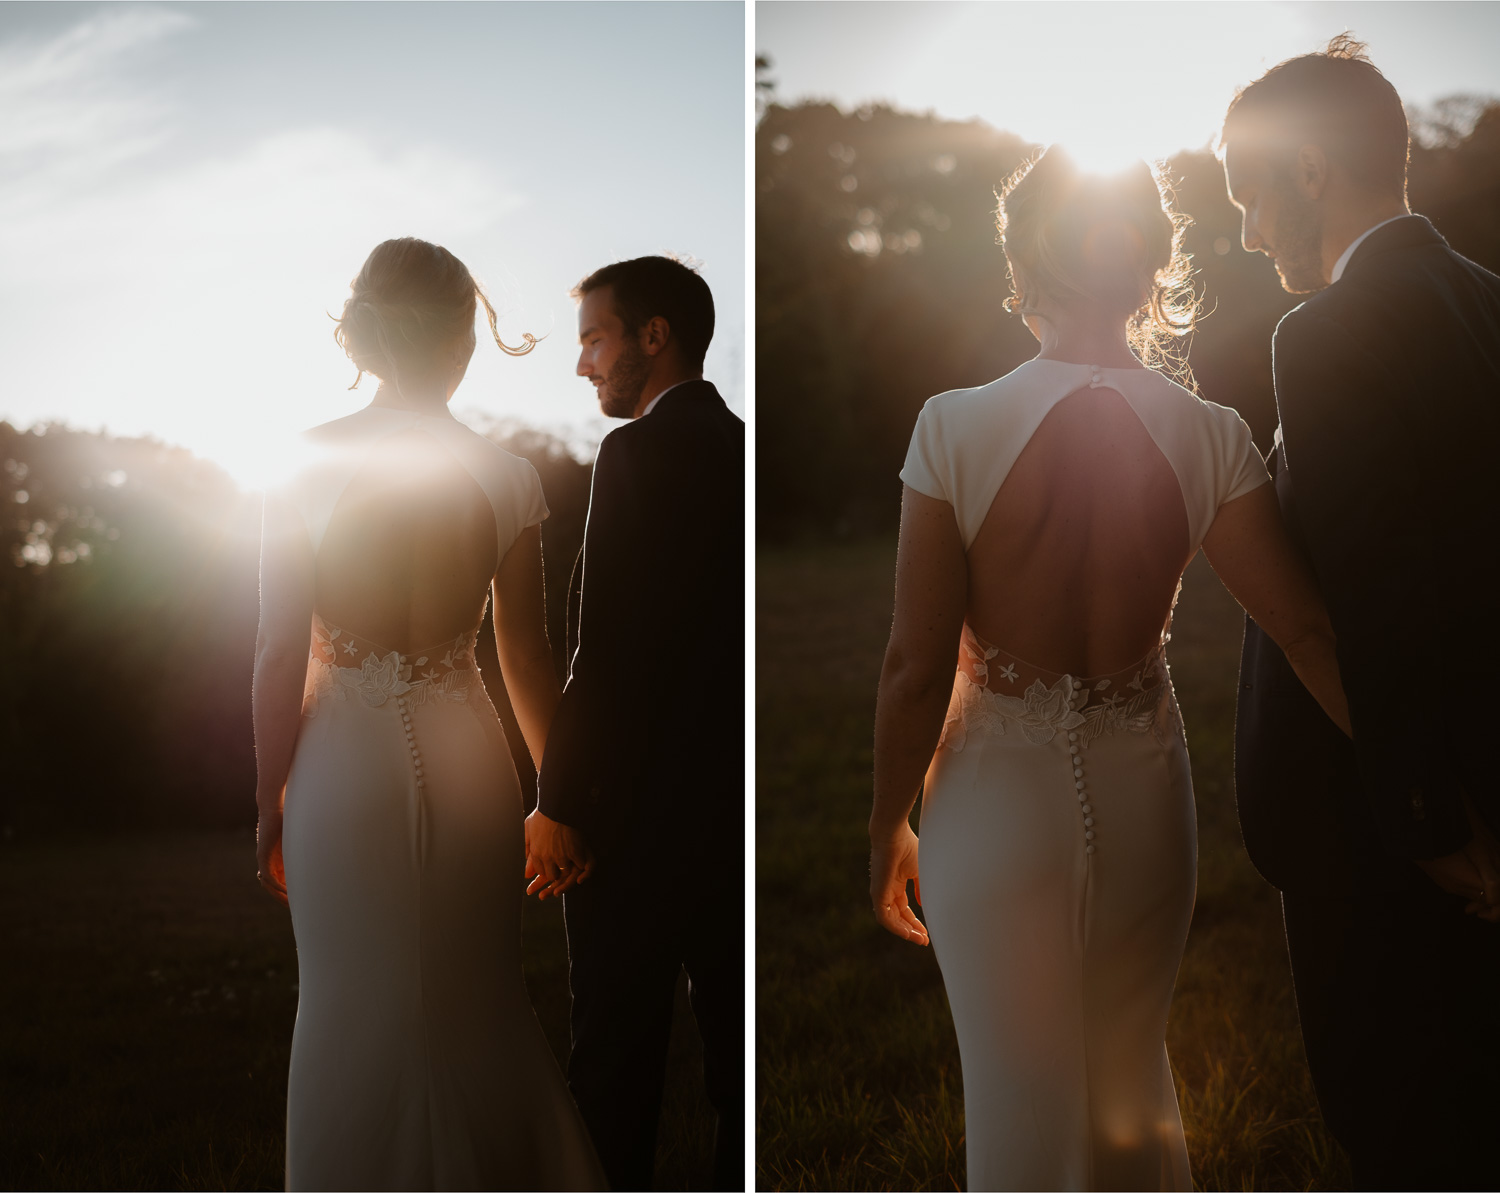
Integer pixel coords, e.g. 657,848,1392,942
476,284,540,357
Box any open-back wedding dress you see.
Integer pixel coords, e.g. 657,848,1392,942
901,360,1269,1190
269,404,604,1190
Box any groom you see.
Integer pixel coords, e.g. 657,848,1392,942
526,255,745,1190
1224,37,1500,1189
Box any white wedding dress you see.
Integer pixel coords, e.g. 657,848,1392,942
901,360,1270,1191
269,405,605,1191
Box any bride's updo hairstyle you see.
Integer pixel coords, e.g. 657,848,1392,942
333,237,538,392
996,146,1198,381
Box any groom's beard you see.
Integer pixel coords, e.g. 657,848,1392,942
1270,178,1326,293
599,337,652,418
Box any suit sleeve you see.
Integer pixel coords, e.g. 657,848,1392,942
1273,309,1471,858
536,432,656,835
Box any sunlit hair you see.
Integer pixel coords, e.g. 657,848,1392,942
1218,33,1409,200
996,146,1198,385
570,254,715,371
333,237,538,393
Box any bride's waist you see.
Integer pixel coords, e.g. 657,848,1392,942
936,623,1179,751
303,615,480,712
957,627,1168,699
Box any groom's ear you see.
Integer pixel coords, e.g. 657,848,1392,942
639,314,672,358
1293,144,1329,201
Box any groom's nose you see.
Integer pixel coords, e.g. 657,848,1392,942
1242,217,1264,254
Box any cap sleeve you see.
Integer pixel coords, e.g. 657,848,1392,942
520,458,549,529
1215,404,1272,506
497,455,548,559
486,451,549,564
1194,402,1266,513
899,398,951,503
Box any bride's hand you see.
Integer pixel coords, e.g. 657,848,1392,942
870,824,929,946
524,808,596,900
256,809,289,906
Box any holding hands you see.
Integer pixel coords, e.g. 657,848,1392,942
1417,793,1500,923
256,804,289,907
525,808,596,900
870,823,929,946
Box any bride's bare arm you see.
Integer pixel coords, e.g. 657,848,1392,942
495,526,593,898
492,524,560,769
1200,483,1352,736
252,492,316,904
870,486,968,945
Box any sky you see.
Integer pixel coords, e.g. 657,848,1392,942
0,2,745,488
759,2,1500,172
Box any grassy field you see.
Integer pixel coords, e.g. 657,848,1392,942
0,831,713,1190
756,540,1351,1192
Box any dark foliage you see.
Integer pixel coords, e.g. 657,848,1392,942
756,98,1500,541
0,419,593,836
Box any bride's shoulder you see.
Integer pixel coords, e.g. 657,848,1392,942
1155,376,1251,429
919,361,1034,413
1143,377,1259,466
914,358,1057,426
297,408,378,450
445,419,539,478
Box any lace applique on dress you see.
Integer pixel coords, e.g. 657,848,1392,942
938,625,1181,752
302,614,477,718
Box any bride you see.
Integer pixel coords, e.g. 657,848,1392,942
869,148,1351,1191
252,237,605,1190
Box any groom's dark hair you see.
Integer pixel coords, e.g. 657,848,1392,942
1219,33,1409,201
572,255,715,370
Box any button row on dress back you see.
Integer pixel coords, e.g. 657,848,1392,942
398,695,425,791
1068,678,1096,857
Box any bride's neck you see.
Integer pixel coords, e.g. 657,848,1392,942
370,381,455,418
1027,304,1141,369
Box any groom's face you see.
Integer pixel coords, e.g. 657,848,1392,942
1224,143,1326,293
576,286,652,419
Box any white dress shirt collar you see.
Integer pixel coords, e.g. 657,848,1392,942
1331,214,1413,284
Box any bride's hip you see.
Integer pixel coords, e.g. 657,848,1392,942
918,736,1194,891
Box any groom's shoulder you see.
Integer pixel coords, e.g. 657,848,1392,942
1271,278,1386,361
594,414,663,478
602,384,741,456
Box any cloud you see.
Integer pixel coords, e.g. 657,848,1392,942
0,7,192,190
3,125,520,283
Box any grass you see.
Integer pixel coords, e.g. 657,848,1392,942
0,831,713,1190
755,539,1352,1192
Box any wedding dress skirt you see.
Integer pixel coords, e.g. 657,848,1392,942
281,615,605,1191
919,626,1195,1191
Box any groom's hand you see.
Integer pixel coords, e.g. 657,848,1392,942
1417,820,1500,923
1417,845,1500,921
524,808,596,900
1412,791,1500,921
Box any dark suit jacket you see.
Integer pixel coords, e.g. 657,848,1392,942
1237,215,1500,893
537,380,745,860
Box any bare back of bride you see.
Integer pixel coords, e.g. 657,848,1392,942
869,149,1352,1191
252,238,604,1190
